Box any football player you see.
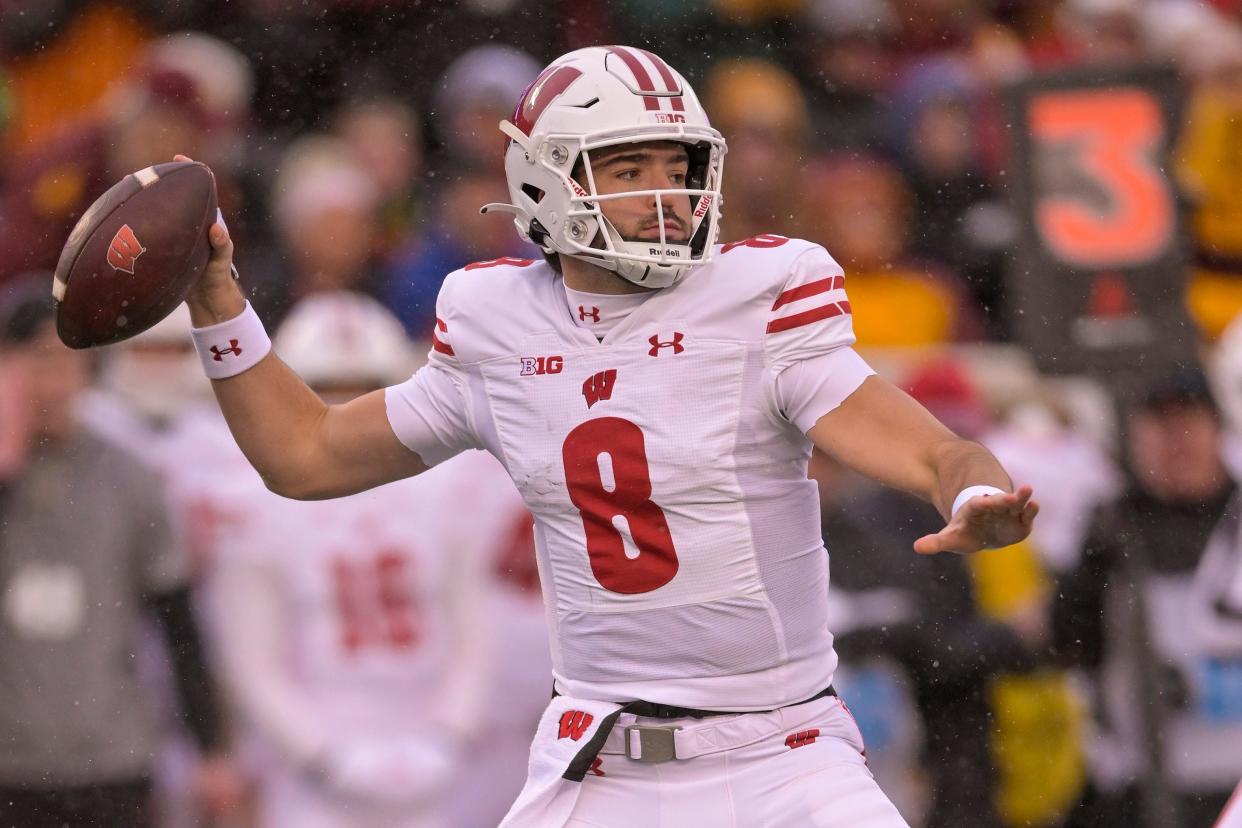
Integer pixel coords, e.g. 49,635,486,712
178,46,1037,827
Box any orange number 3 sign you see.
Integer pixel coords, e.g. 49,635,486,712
1029,88,1175,269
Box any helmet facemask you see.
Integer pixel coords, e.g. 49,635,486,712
563,136,724,288
491,122,726,290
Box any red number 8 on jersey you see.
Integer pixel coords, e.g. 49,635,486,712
562,417,679,594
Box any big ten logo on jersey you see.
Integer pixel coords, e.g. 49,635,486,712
520,355,564,376
331,549,421,654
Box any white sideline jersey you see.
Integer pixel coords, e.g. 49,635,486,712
386,236,875,710
166,412,491,750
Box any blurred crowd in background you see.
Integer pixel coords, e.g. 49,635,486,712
2,0,1242,826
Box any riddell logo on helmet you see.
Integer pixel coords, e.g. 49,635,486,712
648,247,683,257
654,113,686,124
694,195,713,219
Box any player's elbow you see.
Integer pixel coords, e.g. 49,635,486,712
261,471,312,500
260,465,337,501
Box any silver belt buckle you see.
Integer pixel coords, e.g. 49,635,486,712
623,725,679,763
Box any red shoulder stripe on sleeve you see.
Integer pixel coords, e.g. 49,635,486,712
431,334,455,356
771,275,845,310
431,318,455,355
766,302,848,334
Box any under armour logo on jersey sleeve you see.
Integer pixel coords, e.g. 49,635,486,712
767,274,850,334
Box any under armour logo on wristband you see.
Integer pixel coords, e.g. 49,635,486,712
210,339,243,361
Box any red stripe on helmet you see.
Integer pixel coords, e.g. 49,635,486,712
606,46,661,111
635,48,685,112
512,65,584,139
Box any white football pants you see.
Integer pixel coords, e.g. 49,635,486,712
551,695,910,827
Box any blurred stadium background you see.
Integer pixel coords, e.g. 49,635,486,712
2,0,1242,826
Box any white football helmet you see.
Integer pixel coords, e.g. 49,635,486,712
274,291,418,390
483,46,726,289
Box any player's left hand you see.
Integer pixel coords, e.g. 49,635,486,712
913,485,1038,555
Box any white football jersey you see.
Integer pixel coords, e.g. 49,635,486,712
387,236,875,710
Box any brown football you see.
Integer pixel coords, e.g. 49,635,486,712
52,161,217,349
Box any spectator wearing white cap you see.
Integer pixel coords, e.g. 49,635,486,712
260,136,384,324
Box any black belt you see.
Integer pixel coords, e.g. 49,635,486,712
555,683,838,720
557,684,837,781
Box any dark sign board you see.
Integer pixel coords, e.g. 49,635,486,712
1005,65,1196,377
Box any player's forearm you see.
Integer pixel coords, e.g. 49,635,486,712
187,277,331,496
926,439,1013,520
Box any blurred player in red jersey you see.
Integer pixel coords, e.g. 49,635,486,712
177,46,1036,827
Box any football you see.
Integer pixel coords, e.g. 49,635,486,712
52,160,217,349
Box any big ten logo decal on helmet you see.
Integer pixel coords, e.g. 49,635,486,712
520,355,564,376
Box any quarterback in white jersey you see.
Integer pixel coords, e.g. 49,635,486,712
177,45,1037,828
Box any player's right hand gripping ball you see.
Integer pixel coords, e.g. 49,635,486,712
52,160,218,349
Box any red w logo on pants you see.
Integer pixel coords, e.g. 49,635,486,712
558,710,594,741
784,728,820,749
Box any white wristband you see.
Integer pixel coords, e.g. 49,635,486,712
192,301,271,380
951,485,1007,518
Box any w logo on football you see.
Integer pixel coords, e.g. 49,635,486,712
558,710,594,741
106,224,146,274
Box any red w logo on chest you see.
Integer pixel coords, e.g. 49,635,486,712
581,369,618,409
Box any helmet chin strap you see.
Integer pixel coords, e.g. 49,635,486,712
578,213,690,289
